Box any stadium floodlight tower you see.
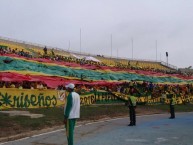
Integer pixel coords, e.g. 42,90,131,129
111,34,113,58
156,40,157,61
131,38,133,60
68,40,70,52
80,28,82,54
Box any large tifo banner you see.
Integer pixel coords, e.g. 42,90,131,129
113,92,193,105
80,91,122,105
0,89,63,109
0,89,121,109
1,89,193,109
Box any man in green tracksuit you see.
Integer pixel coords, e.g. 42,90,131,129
64,83,80,145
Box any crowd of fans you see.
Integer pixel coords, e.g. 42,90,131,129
0,81,48,90
116,81,193,99
0,79,193,102
73,81,193,99
0,45,32,58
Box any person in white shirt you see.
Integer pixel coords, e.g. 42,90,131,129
64,83,80,145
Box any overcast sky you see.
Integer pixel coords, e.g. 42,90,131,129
0,0,193,68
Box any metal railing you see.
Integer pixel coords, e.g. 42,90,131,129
160,61,178,70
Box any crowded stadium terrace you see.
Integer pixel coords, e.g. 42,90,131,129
0,37,192,98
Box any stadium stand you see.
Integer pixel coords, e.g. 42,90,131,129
1,36,193,113
0,37,176,72
2,36,192,90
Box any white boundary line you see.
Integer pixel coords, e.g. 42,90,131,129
31,129,64,138
1,112,193,145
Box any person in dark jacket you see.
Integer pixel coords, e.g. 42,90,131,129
169,95,176,119
127,88,137,126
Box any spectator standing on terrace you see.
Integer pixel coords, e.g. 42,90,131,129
129,80,134,88
51,48,55,56
127,88,137,126
2,82,6,88
43,46,47,55
64,83,80,145
148,82,154,92
10,83,16,88
18,83,23,89
37,82,44,90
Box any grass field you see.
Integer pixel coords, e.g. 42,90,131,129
0,104,193,140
